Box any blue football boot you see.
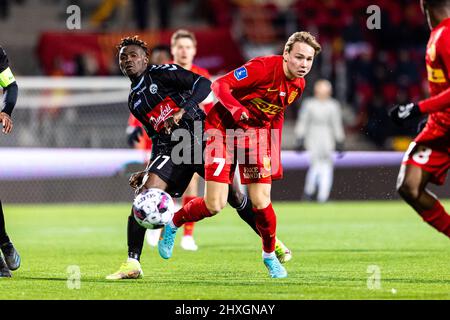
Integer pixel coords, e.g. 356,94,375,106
263,256,288,278
158,224,178,259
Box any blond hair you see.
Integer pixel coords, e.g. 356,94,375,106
284,31,321,56
170,29,197,47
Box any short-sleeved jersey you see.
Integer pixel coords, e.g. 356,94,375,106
127,63,206,157
211,55,305,129
423,17,450,129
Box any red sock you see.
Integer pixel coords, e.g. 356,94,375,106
182,196,197,236
172,197,212,228
420,200,450,237
253,203,277,253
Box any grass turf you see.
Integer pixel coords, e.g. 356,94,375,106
0,200,449,300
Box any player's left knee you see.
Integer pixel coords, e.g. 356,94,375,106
204,196,227,215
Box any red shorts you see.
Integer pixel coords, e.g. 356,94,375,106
402,123,450,185
204,113,281,185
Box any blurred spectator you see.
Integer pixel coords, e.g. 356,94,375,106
395,49,420,87
150,44,171,65
295,79,345,203
74,53,99,76
90,0,128,29
130,0,171,30
0,0,11,19
132,0,149,30
0,0,26,20
364,92,390,149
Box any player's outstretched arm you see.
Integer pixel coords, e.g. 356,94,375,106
418,87,450,114
211,79,249,123
389,86,450,126
388,102,422,125
179,76,211,113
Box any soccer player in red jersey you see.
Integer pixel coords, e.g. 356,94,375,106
159,32,321,278
389,0,450,238
169,29,214,251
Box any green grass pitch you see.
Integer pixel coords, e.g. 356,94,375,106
1,200,449,300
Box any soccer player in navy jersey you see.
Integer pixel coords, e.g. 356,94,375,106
0,45,21,278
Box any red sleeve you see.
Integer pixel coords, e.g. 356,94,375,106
270,111,284,180
198,68,211,80
419,29,450,113
128,114,142,127
418,88,450,113
211,58,266,123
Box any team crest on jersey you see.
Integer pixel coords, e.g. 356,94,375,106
149,84,158,94
234,67,248,80
288,91,298,104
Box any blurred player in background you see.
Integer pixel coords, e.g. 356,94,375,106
0,46,21,277
295,79,345,203
389,0,450,238
158,31,320,278
169,29,214,251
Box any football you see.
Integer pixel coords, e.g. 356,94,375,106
132,188,175,229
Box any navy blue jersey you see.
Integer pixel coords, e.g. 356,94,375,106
127,64,210,157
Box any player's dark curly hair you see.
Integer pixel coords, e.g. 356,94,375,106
117,35,149,56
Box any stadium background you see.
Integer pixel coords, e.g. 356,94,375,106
0,0,448,202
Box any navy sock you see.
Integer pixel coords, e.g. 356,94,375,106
0,201,10,245
127,208,146,261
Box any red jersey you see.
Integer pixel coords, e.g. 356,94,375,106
127,113,153,150
190,64,211,79
206,55,306,182
211,55,305,129
419,17,450,130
